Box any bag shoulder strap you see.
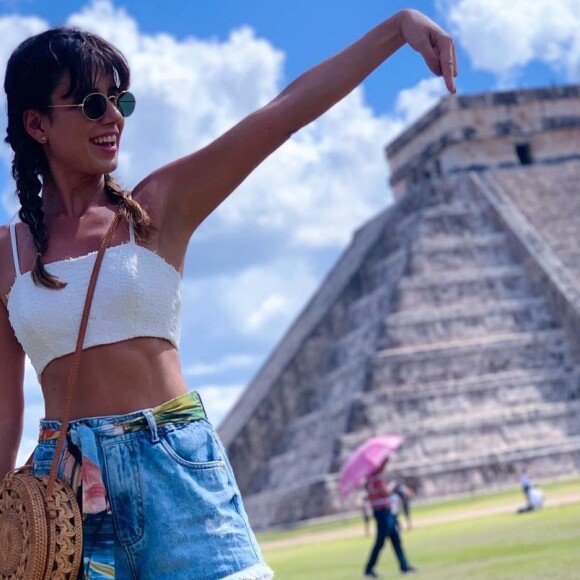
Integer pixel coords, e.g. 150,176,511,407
46,205,123,509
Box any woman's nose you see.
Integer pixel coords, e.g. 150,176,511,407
101,96,124,124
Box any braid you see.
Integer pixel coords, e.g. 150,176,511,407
9,119,66,289
103,174,156,241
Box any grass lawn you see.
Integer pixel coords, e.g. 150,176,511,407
260,479,580,579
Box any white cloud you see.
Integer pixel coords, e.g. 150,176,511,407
440,0,580,84
221,89,401,248
181,256,319,344
183,354,259,378
196,383,245,426
0,14,48,171
222,260,318,338
394,77,449,127
0,15,47,80
246,294,287,332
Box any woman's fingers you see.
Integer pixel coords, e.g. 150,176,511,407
442,41,457,94
399,10,458,95
430,32,456,94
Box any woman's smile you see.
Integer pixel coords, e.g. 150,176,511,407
89,132,119,155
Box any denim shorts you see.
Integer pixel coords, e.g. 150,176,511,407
31,391,274,580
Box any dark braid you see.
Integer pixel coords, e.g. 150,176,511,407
104,174,155,243
11,130,64,288
5,68,64,289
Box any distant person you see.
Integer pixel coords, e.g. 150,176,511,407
517,468,545,513
390,482,414,532
520,468,532,504
363,458,417,578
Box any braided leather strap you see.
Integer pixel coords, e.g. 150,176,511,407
45,206,123,510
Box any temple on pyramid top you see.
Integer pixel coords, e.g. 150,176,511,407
218,84,580,530
388,85,580,198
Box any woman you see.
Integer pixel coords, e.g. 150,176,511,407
0,9,457,579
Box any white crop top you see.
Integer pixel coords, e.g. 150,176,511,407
6,219,182,379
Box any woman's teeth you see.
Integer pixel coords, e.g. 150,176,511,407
90,135,116,145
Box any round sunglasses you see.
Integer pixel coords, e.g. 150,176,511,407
46,91,136,121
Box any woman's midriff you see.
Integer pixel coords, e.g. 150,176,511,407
40,336,190,421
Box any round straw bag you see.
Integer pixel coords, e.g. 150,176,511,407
0,468,82,579
0,208,122,579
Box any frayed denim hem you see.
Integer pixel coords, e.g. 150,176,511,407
221,562,274,579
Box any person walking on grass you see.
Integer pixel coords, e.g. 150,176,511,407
0,8,456,579
363,459,417,578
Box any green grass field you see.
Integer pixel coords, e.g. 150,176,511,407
259,479,580,579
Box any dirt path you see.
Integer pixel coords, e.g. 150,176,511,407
260,493,580,551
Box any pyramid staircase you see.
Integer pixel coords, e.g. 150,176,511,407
338,176,580,499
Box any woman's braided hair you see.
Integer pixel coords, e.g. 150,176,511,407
4,27,154,289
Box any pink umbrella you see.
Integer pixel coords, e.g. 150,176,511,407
339,435,405,499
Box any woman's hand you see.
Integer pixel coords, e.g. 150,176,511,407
398,9,458,94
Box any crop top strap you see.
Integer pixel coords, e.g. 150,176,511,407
9,222,22,277
128,219,135,244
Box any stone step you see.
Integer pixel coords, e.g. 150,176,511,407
410,233,516,274
373,330,572,386
422,200,491,218
387,439,580,499
383,297,556,347
396,265,534,309
403,399,579,435
352,369,580,432
415,232,507,253
418,201,501,238
339,401,580,470
422,177,483,206
368,366,580,404
344,398,580,447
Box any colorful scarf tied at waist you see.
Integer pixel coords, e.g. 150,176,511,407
35,391,206,579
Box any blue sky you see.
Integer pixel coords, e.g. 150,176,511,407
1,0,578,461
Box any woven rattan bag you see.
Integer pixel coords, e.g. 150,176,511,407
0,209,122,579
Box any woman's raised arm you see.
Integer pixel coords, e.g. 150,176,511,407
137,9,457,237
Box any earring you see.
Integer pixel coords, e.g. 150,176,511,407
40,136,47,143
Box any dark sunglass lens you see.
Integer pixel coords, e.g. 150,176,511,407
117,92,136,117
83,94,107,120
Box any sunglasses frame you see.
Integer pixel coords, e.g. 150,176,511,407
46,90,136,121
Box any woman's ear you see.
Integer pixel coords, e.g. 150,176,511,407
23,109,49,144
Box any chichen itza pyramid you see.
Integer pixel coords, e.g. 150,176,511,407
218,84,580,529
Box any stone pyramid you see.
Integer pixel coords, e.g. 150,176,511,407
218,84,580,529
